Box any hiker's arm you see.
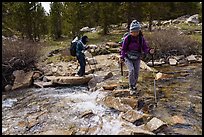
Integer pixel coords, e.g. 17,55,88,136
120,37,128,60
142,37,150,55
76,43,84,54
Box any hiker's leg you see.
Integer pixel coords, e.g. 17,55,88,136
80,55,86,76
77,55,86,76
133,58,141,87
125,58,135,88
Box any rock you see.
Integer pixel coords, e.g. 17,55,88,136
102,83,118,90
43,76,49,82
88,44,97,49
118,123,155,135
146,117,167,132
155,72,163,80
84,51,93,58
111,89,130,97
106,42,120,48
185,14,199,24
32,72,41,80
172,55,185,61
121,110,144,123
196,57,202,63
80,26,92,32
88,75,104,89
169,58,177,66
86,58,97,65
4,84,12,92
178,59,188,66
147,60,165,66
40,129,74,135
34,81,54,88
140,60,158,72
171,115,187,125
186,55,197,63
103,96,132,112
79,110,94,118
120,97,137,109
103,72,113,80
44,75,93,85
12,71,34,90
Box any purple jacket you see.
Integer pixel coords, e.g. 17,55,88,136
120,35,150,59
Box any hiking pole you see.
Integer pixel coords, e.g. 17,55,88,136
152,53,157,104
120,60,124,89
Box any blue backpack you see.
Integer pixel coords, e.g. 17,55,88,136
70,37,79,56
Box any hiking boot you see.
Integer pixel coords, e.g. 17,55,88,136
129,86,138,95
129,88,135,95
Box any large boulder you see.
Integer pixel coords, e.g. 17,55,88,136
12,70,34,90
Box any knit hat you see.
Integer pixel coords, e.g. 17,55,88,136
129,20,141,32
81,35,89,44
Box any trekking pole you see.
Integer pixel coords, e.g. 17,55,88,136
120,60,124,89
152,53,157,104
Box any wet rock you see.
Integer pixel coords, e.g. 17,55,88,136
33,81,54,88
171,115,187,125
146,117,167,132
121,110,144,123
103,96,132,112
102,83,118,90
32,72,41,80
40,129,74,135
4,84,12,92
12,70,34,90
103,72,113,80
79,110,94,118
118,123,155,135
44,75,93,85
2,128,8,133
111,89,130,97
120,97,137,109
169,58,177,66
88,75,104,89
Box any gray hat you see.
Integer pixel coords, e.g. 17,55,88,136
129,20,141,32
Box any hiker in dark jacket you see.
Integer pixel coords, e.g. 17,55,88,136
75,35,89,77
120,20,154,95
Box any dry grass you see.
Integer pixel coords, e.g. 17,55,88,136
2,38,44,88
144,29,201,59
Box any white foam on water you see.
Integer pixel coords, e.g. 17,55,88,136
2,98,17,108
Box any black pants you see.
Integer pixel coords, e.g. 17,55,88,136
76,54,86,76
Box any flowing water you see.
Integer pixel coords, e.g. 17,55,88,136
2,63,202,135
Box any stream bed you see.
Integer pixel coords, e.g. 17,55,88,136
2,63,202,135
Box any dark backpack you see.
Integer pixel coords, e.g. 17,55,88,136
70,37,79,56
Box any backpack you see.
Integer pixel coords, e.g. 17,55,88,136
70,36,79,56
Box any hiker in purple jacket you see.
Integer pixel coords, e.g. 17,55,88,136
120,20,154,95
